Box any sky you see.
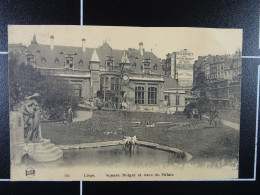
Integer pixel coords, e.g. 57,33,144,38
8,25,243,60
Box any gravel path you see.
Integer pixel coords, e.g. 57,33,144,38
73,110,93,122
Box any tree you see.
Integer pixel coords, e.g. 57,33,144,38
191,71,211,119
9,53,78,120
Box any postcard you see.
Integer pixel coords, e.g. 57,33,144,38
8,25,242,180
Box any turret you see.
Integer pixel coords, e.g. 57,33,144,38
50,35,54,50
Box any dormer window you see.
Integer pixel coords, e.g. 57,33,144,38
65,54,74,69
153,63,157,70
143,58,151,69
26,53,35,66
132,63,136,69
79,59,83,65
55,58,59,64
106,56,114,71
41,57,46,63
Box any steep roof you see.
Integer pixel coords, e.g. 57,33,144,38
90,49,100,62
121,51,130,64
26,36,163,74
163,75,180,89
27,43,94,71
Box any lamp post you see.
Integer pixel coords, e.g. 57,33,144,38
176,70,179,112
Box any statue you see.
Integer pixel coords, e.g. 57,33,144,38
123,136,139,154
20,93,43,142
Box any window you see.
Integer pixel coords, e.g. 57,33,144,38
27,55,34,66
72,84,82,97
111,77,119,91
100,77,104,90
176,95,180,105
153,64,157,70
144,62,150,69
143,58,151,69
132,63,136,69
106,56,114,70
66,56,74,68
55,58,59,64
79,59,83,65
100,77,109,91
135,86,144,104
41,57,46,63
148,87,157,104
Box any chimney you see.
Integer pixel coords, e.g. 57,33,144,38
139,42,143,56
50,35,54,50
82,38,86,52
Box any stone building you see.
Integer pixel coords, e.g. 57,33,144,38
193,51,242,110
164,49,194,88
10,35,187,113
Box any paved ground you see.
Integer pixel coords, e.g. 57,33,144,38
73,110,93,122
203,115,239,131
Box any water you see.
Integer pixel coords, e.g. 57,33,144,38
22,145,237,170
61,146,185,168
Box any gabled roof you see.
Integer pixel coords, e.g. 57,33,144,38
27,43,94,71
121,51,130,64
90,49,100,62
26,35,163,74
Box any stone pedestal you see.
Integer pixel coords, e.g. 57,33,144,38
10,112,26,164
27,139,63,162
10,111,63,163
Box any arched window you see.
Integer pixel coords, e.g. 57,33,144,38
79,59,83,65
41,57,46,63
55,57,59,64
153,63,157,70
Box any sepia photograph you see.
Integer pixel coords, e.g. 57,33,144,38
8,25,242,181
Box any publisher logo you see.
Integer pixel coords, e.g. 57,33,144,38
25,167,35,178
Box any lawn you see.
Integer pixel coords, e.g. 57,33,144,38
41,110,240,160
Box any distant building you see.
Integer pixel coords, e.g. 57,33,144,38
193,51,242,110
164,49,194,88
9,35,187,113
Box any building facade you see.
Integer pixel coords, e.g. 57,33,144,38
193,51,242,110
10,35,187,113
164,49,194,88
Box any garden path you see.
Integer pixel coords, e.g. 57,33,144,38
73,110,93,122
